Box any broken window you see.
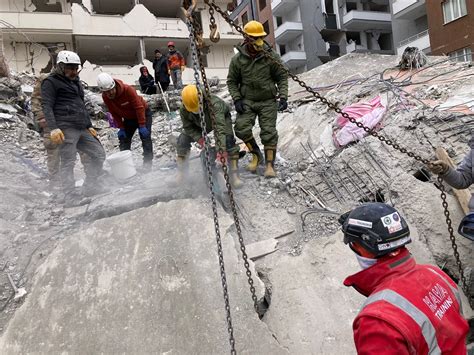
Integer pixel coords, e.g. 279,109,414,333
32,0,62,13
378,33,392,51
346,32,361,45
90,0,134,15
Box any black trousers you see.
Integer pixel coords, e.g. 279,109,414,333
119,108,153,162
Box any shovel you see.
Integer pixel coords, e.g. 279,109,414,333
157,82,175,132
7,273,27,300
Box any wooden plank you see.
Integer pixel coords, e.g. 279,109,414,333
435,147,471,214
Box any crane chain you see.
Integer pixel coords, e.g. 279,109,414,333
186,17,236,355
204,0,473,308
187,15,259,314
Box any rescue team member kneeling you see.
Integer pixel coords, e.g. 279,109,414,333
97,72,153,170
339,202,468,354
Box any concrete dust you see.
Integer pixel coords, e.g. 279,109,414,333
0,52,473,352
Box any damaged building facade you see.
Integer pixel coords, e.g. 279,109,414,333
271,0,394,73
0,0,241,86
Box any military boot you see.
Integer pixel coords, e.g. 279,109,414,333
176,154,188,183
264,145,277,178
229,153,244,189
244,137,263,173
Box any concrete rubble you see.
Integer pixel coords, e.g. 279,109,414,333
0,53,473,353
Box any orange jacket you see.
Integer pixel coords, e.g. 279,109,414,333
102,79,148,128
167,50,185,70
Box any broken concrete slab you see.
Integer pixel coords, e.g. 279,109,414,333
246,238,279,260
0,199,286,354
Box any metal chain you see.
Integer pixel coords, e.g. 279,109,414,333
203,0,473,307
185,17,236,354
188,11,260,314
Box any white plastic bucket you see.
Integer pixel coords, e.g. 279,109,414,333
106,150,136,180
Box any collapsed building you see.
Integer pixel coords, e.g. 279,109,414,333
0,0,240,85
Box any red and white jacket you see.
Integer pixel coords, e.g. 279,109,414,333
344,247,469,355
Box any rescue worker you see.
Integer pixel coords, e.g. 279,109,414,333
153,49,170,92
227,20,288,178
98,72,154,170
428,135,473,212
340,202,469,354
167,41,185,90
41,50,105,201
176,84,242,188
138,66,156,95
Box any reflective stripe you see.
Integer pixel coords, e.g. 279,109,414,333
426,267,463,314
362,289,442,355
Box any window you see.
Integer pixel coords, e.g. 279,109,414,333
241,11,248,25
262,21,270,36
442,0,467,24
259,0,266,11
449,47,472,62
276,16,283,27
346,2,357,12
279,44,286,56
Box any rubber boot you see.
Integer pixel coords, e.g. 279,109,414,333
229,154,244,189
264,145,277,178
176,154,188,183
244,137,263,173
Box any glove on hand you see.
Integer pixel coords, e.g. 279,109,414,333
117,128,127,140
88,127,98,138
278,98,288,112
50,128,65,145
428,160,450,175
197,137,205,149
139,126,150,138
215,151,228,166
234,99,245,114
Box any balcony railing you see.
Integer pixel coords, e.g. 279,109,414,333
398,29,429,47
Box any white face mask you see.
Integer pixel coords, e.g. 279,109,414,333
355,254,377,270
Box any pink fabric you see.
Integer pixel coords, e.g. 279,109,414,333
334,96,385,147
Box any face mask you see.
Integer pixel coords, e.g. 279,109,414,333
355,254,377,270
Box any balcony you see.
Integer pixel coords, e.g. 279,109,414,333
274,21,303,44
346,41,393,55
0,11,72,41
392,0,426,20
342,11,392,31
271,0,299,17
396,30,430,55
281,51,307,69
320,14,339,33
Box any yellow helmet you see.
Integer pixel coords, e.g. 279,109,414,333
243,21,267,37
181,84,200,113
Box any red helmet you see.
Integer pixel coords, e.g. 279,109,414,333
167,41,175,47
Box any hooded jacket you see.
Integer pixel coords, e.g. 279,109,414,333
138,66,155,94
102,79,148,128
344,248,468,354
152,56,170,84
441,136,474,211
227,42,288,102
41,71,92,130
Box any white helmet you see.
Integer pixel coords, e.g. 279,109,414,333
97,72,115,91
56,50,81,65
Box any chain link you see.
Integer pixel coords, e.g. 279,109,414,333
186,17,236,354
203,0,472,307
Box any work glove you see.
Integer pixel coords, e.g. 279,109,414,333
428,160,450,175
215,151,228,167
197,137,205,149
234,99,245,114
181,66,186,72
88,127,98,138
50,128,65,145
278,98,288,112
117,128,127,140
139,126,150,138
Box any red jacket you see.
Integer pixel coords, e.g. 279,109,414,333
344,248,468,355
102,79,148,128
167,50,185,70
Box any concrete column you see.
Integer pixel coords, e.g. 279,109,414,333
138,38,146,64
360,31,368,49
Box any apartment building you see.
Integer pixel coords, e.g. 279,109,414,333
0,0,241,86
271,0,394,73
392,0,472,62
229,0,276,47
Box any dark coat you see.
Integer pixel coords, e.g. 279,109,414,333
139,73,156,94
41,73,91,130
153,56,170,84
